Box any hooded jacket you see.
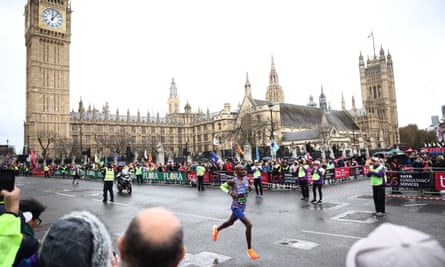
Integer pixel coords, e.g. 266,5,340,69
39,210,113,267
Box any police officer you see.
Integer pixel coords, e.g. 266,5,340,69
44,165,50,178
196,162,206,191
103,164,115,203
135,164,143,184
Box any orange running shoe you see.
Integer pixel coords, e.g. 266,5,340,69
212,225,219,241
247,248,259,260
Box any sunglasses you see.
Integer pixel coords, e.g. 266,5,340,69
35,218,42,226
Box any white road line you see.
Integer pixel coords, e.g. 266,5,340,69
175,211,225,222
54,192,75,197
402,203,427,207
301,230,362,240
91,199,129,206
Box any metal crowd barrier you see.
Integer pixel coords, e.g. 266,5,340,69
27,166,445,196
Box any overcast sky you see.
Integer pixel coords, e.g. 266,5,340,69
1,0,445,153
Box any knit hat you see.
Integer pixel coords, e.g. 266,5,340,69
346,223,445,267
39,210,113,267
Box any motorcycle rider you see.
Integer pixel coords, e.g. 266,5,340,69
103,163,115,203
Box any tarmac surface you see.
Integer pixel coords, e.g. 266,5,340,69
16,175,445,267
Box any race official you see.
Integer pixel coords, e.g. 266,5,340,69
367,157,387,217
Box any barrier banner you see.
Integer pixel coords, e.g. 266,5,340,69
187,171,210,183
434,171,445,191
144,171,187,182
334,167,350,179
398,172,432,188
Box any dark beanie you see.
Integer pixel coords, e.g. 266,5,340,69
39,211,112,267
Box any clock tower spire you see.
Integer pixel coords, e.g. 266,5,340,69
24,0,72,158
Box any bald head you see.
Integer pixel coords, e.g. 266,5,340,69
119,207,185,267
137,207,182,244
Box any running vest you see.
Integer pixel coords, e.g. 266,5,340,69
135,166,142,175
370,164,385,186
104,168,115,181
234,177,249,204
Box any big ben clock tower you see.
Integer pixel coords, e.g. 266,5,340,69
24,0,72,157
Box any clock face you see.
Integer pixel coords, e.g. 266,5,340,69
42,8,63,28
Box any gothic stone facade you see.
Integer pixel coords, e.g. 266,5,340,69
24,0,398,162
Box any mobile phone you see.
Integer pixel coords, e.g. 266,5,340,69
0,169,15,192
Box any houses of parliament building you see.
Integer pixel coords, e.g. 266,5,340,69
23,0,400,163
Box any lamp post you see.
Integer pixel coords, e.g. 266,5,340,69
268,103,275,160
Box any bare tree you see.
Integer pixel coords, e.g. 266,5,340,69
234,113,266,146
37,131,57,162
54,137,74,160
109,133,131,160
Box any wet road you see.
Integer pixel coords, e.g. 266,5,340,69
16,175,445,267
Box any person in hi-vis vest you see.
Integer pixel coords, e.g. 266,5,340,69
103,164,115,203
367,157,387,217
310,160,325,204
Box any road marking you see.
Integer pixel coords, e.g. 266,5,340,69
91,199,128,206
301,230,362,240
402,203,427,207
55,192,75,197
175,211,225,222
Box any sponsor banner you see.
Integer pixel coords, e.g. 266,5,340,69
141,171,187,182
434,171,445,191
334,167,351,179
397,172,432,188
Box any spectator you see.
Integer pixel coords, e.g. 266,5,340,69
118,207,185,267
39,210,119,267
13,198,47,266
0,186,22,267
346,223,445,267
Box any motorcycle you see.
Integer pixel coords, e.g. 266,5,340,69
116,172,133,194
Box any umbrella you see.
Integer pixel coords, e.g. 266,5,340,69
262,156,272,161
404,148,415,153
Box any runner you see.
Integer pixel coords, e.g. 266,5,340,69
212,164,259,260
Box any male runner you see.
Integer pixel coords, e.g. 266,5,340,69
212,164,259,260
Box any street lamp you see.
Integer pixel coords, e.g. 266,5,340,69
268,103,275,160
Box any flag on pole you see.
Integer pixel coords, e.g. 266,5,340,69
271,142,279,152
144,149,148,160
30,149,36,168
437,127,443,142
255,146,259,161
148,153,152,163
94,154,99,163
367,31,373,38
237,143,244,155
213,136,219,145
210,152,219,166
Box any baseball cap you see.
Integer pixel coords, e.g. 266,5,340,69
346,223,445,267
